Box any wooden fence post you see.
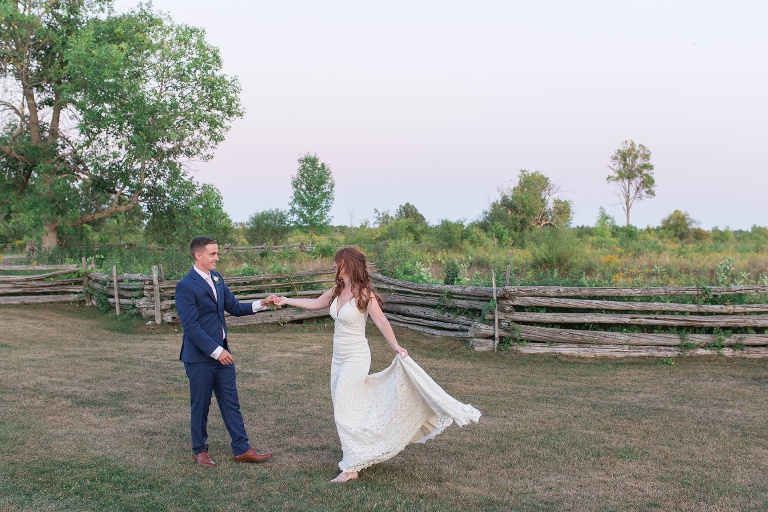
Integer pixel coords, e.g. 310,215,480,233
505,264,511,287
112,265,120,316
492,270,499,352
152,265,161,325
82,256,90,306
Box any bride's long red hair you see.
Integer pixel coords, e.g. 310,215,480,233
331,247,382,311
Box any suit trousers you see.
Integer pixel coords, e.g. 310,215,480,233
184,357,250,456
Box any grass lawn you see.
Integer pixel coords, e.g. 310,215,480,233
1,304,766,512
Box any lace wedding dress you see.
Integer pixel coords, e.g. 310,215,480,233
329,297,481,473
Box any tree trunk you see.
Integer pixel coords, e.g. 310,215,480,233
48,91,62,143
23,85,42,145
41,222,60,250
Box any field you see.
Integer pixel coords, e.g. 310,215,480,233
1,305,767,511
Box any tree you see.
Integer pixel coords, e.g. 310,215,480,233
144,183,232,247
89,206,147,245
0,2,242,249
482,170,572,234
395,202,427,225
660,210,707,241
373,209,392,228
244,209,292,245
606,140,656,226
392,202,429,242
594,206,617,238
288,153,335,231
660,210,695,238
431,219,465,250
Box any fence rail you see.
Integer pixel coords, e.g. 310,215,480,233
1,261,767,357
471,285,768,357
0,260,90,305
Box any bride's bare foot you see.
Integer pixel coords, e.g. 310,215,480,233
330,471,358,483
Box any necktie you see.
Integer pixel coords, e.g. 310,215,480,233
206,275,218,301
206,274,225,340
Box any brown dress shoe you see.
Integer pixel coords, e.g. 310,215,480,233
233,447,273,463
194,451,216,467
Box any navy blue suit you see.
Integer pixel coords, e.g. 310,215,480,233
176,268,257,456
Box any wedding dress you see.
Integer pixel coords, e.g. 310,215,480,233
329,297,481,473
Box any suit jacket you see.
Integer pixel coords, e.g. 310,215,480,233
176,268,256,363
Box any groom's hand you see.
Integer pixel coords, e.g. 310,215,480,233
217,349,234,365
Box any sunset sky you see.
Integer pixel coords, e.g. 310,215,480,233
119,0,767,230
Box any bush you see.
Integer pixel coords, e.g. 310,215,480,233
443,260,461,285
527,228,591,277
342,226,379,247
311,240,338,258
372,239,435,283
244,209,292,245
430,219,465,251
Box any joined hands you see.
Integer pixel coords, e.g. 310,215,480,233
260,295,282,308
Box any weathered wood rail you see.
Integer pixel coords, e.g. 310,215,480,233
372,274,488,339
472,284,768,357
0,261,90,305
157,269,338,325
2,261,767,357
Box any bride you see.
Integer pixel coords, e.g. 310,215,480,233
273,247,481,483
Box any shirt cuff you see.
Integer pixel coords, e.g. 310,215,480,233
211,346,224,359
252,300,265,313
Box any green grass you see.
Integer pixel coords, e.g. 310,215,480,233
1,305,767,511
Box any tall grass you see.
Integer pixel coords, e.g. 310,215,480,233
12,224,768,289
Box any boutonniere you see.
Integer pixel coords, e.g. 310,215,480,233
212,275,220,285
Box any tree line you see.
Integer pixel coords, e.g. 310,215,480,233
0,1,733,254
244,140,658,248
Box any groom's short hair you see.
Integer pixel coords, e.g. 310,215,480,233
190,236,217,259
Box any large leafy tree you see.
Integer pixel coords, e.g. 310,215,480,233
482,169,572,234
606,140,656,226
0,1,242,249
144,183,232,247
288,153,335,232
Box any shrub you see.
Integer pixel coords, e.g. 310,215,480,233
443,260,461,285
527,228,591,277
311,241,338,258
372,239,435,283
244,209,292,245
430,219,465,251
711,227,734,244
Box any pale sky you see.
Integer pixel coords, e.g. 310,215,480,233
119,0,767,230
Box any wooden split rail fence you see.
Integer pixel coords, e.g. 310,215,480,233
474,284,768,357
2,262,767,357
86,267,337,325
0,259,91,305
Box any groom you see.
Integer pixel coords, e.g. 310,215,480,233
176,236,273,467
